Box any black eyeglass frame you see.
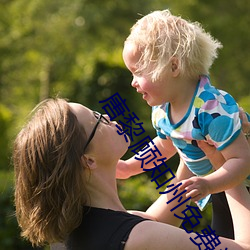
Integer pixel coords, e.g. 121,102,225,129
83,111,110,151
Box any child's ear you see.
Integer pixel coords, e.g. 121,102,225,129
171,57,180,77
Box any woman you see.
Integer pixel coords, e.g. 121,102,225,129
13,98,250,249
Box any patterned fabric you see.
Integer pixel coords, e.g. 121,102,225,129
152,75,250,209
152,75,242,176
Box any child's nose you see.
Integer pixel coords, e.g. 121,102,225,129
131,78,138,88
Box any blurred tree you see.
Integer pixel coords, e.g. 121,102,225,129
0,105,12,169
0,0,170,169
185,0,250,100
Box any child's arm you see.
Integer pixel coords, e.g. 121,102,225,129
116,136,177,179
180,132,250,201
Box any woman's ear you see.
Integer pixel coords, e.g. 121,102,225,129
82,155,97,169
170,57,180,77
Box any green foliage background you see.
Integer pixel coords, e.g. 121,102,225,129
0,0,249,249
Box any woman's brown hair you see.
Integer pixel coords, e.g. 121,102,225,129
13,98,88,246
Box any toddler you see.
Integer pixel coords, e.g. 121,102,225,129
120,9,250,237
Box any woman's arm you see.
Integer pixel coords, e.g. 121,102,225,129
239,108,250,138
186,132,250,200
125,183,250,250
225,184,250,245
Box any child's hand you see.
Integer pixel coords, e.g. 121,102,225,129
178,176,211,202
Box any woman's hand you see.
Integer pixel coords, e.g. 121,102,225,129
178,108,250,201
197,141,226,170
239,107,250,141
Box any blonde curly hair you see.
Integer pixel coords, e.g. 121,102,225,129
13,98,88,246
125,9,222,81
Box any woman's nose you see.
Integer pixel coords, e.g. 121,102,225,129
103,114,117,125
103,114,111,121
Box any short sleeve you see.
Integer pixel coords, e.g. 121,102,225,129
156,130,167,139
197,89,241,150
151,105,169,140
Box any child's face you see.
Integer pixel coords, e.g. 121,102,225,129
123,43,172,106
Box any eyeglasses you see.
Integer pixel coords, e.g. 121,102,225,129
84,111,110,151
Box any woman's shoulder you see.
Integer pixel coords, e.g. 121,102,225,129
66,206,148,250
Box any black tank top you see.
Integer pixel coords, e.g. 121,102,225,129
66,206,148,250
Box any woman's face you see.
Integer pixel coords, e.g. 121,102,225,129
68,103,130,162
